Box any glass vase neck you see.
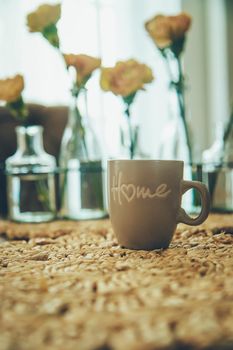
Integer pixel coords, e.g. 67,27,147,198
224,114,233,142
69,89,90,128
16,126,44,156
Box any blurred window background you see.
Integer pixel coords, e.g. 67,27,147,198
0,0,232,159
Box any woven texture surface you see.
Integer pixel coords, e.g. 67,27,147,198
0,215,233,350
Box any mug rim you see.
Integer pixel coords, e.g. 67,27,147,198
108,159,184,165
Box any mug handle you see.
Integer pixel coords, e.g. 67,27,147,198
177,180,210,225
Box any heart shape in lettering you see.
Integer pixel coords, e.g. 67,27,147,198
121,184,136,202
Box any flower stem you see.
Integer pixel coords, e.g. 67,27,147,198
166,54,193,164
223,111,233,144
164,53,174,83
176,57,193,164
73,91,89,160
125,105,135,159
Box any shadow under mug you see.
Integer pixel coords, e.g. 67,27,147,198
108,160,210,250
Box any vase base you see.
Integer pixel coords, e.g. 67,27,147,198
60,208,108,221
9,211,56,223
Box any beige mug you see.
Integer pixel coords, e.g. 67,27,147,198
108,160,210,250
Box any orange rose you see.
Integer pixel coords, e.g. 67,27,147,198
0,75,28,121
0,75,24,103
145,13,191,52
27,4,61,48
27,4,61,33
100,59,154,97
64,54,101,87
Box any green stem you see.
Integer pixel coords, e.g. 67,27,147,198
170,55,193,164
164,54,174,83
73,92,89,160
7,96,29,126
125,105,135,159
176,57,193,164
36,179,53,212
164,53,193,164
177,86,193,165
223,111,233,144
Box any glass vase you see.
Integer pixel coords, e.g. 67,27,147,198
59,94,107,220
202,120,233,212
5,126,56,222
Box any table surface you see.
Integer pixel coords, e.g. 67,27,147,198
0,215,233,350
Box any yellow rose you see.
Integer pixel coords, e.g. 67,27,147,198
100,59,154,97
63,54,101,87
27,4,61,33
0,75,24,103
145,13,191,51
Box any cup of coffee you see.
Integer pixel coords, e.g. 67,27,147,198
108,160,210,250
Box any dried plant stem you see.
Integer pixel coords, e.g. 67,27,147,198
165,54,193,164
125,105,135,160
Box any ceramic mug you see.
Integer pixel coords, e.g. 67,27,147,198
108,160,210,250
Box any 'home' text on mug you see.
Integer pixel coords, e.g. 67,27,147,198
111,172,171,205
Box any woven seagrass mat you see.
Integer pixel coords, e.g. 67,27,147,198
0,214,233,350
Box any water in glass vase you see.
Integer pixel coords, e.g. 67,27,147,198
7,172,56,223
60,159,106,220
202,165,233,213
6,126,57,223
59,91,107,220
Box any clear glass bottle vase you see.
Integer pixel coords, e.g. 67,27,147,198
59,93,107,220
6,126,56,222
202,120,233,212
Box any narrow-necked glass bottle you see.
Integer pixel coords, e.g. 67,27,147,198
6,126,56,222
59,91,107,220
202,118,233,212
